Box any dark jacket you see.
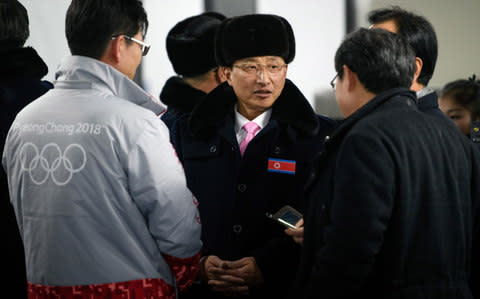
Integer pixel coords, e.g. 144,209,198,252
171,80,336,298
417,89,449,120
160,76,206,129
0,46,53,299
296,88,480,299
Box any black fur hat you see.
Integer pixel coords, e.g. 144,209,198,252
166,12,226,77
215,14,295,66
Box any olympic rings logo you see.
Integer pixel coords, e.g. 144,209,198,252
19,142,87,186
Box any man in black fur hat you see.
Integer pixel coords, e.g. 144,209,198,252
160,12,226,129
170,14,336,298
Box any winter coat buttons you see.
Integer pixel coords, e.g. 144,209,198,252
238,184,247,192
233,225,242,234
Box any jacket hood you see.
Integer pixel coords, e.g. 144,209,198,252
55,55,166,116
0,47,48,80
160,76,206,113
188,79,319,138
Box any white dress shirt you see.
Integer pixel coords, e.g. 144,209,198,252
234,104,272,145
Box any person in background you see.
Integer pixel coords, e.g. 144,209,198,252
160,12,226,129
2,0,201,298
369,6,447,119
170,14,335,298
439,74,480,137
0,1,53,298
369,9,479,296
294,27,480,299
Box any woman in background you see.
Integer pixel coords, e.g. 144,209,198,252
439,74,480,137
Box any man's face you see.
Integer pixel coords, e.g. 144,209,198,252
334,73,355,118
224,56,287,119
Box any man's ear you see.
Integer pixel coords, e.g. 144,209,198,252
216,66,228,83
342,64,358,92
413,57,423,84
220,66,233,86
101,36,122,64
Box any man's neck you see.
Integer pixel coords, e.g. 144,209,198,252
410,81,425,93
184,71,219,94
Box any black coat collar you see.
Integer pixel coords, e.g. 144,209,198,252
0,47,48,81
159,76,207,113
327,88,416,148
188,79,319,138
417,90,439,111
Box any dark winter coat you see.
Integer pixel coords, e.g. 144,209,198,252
0,46,53,299
296,88,480,299
160,76,206,129
171,79,336,298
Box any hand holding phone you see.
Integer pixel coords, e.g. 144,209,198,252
266,205,303,229
284,217,304,245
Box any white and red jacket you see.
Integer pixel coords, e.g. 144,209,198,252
2,56,202,298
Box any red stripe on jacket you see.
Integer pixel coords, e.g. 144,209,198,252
163,251,201,292
28,278,175,299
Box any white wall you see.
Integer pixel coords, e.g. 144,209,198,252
355,0,480,89
257,0,345,106
18,0,204,95
19,0,70,83
18,0,480,110
141,0,203,99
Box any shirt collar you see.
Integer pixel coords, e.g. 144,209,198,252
416,87,435,99
234,104,272,134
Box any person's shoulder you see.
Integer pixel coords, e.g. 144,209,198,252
169,112,192,134
316,113,337,128
109,94,159,118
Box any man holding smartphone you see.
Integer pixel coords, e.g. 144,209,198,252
170,14,335,298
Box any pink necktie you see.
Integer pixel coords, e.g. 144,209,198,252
239,121,260,156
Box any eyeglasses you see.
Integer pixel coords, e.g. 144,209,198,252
111,35,151,56
330,74,338,89
233,62,287,76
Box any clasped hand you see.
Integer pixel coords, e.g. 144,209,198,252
200,255,264,296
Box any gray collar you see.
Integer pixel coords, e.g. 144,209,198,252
54,55,166,115
416,87,435,99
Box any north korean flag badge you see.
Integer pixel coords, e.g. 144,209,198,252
267,158,296,175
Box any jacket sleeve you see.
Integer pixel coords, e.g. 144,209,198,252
470,144,480,298
305,132,395,298
127,115,202,290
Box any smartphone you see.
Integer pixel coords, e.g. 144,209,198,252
267,205,303,229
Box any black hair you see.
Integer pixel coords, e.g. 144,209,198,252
334,28,415,94
368,6,437,86
65,0,148,59
0,0,29,48
441,74,480,120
